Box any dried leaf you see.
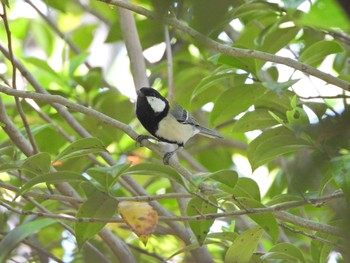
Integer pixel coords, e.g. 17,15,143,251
118,201,158,244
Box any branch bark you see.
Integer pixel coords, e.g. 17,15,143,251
96,0,350,91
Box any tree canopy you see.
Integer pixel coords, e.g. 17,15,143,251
0,0,349,262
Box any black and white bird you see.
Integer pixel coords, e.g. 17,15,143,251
136,87,223,164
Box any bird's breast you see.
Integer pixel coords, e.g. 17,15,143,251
155,115,199,146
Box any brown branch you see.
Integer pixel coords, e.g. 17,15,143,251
1,191,344,236
0,180,193,203
117,0,149,89
0,2,38,154
24,0,117,91
164,25,174,101
96,0,350,91
279,223,341,248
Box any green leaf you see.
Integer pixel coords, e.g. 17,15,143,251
22,152,51,176
259,26,300,55
210,170,238,194
266,194,303,206
54,137,106,162
248,127,311,171
235,197,279,242
23,58,69,90
30,21,55,56
71,24,97,51
1,0,10,7
232,1,281,21
330,155,350,203
16,171,85,198
300,40,344,67
297,0,350,31
69,52,90,76
42,0,67,12
0,161,23,173
254,90,294,113
75,187,117,249
86,162,131,191
24,57,61,79
0,218,56,262
262,243,306,262
210,84,266,126
187,196,217,246
225,227,264,263
262,79,300,92
311,233,335,263
207,232,238,242
233,177,261,201
232,109,279,132
191,68,237,99
209,53,257,75
124,163,184,186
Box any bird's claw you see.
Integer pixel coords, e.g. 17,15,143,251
136,135,155,146
163,151,174,165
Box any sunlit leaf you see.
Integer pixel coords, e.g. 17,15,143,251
225,227,264,263
187,196,217,246
300,40,344,67
210,169,238,193
210,83,266,126
54,137,107,162
262,79,300,92
118,201,158,245
16,171,85,198
69,52,90,76
86,162,131,191
297,0,350,31
235,197,279,242
330,155,350,203
0,218,56,263
232,109,280,132
248,127,311,171
22,152,51,176
75,186,118,249
233,177,261,201
124,163,184,186
262,243,306,262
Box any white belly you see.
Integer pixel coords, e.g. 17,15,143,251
156,115,199,145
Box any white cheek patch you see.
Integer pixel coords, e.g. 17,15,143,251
147,96,166,113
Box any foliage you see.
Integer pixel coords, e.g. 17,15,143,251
0,0,349,262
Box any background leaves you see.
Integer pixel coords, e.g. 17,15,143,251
0,0,349,262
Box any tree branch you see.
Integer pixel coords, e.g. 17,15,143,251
1,191,344,236
117,0,149,89
96,0,350,91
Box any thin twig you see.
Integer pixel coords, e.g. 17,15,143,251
164,25,174,101
1,192,344,236
279,223,342,248
0,180,193,203
24,0,117,91
0,3,38,154
96,0,350,91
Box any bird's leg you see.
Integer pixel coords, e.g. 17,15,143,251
136,135,159,146
163,146,183,165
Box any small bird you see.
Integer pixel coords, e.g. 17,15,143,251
136,87,223,164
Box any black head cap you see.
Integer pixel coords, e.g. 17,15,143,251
137,87,163,98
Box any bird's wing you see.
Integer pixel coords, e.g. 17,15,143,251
170,102,199,125
170,102,223,139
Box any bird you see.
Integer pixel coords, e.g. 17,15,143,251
136,87,223,164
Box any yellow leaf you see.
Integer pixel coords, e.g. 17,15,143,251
118,201,158,244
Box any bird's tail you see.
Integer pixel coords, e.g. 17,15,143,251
197,126,223,139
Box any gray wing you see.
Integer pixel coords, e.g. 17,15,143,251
170,102,199,125
170,103,223,139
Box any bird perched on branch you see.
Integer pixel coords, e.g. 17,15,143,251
136,87,223,164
